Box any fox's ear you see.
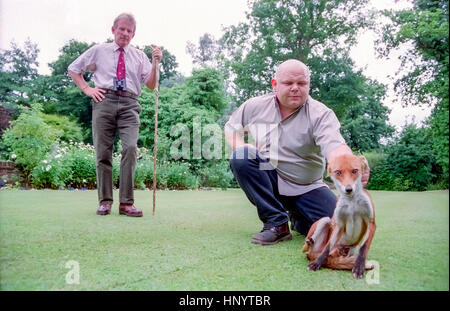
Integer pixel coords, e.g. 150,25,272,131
326,162,332,177
359,156,369,172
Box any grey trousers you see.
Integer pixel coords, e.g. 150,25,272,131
92,93,141,205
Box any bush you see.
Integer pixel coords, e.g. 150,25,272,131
41,113,84,143
68,142,96,188
31,144,73,189
198,160,237,189
30,141,96,189
2,104,59,182
160,161,199,189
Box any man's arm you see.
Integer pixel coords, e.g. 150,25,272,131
68,70,105,103
327,144,370,187
224,131,256,151
145,45,162,90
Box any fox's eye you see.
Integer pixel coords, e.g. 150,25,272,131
352,169,359,174
334,170,342,176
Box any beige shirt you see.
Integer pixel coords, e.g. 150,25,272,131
225,93,346,196
68,42,153,96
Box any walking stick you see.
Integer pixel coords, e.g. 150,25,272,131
152,46,159,216
152,84,158,216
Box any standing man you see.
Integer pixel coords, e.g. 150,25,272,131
225,59,369,245
68,13,162,217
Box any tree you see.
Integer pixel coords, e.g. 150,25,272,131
377,0,449,179
138,45,182,84
341,79,395,152
218,0,393,147
0,39,40,113
186,33,222,68
221,0,374,104
138,68,227,163
385,124,439,191
184,68,227,117
48,39,95,82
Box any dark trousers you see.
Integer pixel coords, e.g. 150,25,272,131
229,147,336,235
92,93,141,205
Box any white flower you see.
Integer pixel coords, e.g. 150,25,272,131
11,154,16,159
46,165,52,171
43,160,48,164
55,154,62,159
83,179,87,183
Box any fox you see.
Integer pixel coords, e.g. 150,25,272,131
301,154,376,279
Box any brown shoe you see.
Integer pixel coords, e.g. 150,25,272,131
251,222,292,245
96,203,111,215
119,204,143,217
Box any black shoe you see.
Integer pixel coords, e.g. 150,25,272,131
251,222,292,245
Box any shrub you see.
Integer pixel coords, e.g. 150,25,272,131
2,104,59,182
198,160,237,189
41,113,84,143
160,161,199,189
30,141,96,189
31,144,73,189
68,142,96,188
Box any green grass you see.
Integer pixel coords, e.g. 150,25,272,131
0,189,448,290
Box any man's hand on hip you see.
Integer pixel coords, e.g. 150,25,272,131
84,87,106,103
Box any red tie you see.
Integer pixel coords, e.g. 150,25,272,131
117,48,126,81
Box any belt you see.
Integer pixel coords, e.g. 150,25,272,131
102,88,138,100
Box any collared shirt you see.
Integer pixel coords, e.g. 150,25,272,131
68,42,153,96
225,93,346,196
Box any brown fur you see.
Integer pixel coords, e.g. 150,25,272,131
302,154,376,278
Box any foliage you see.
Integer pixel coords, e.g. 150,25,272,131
186,33,222,68
29,141,96,189
197,160,237,190
365,124,443,191
48,39,95,82
138,44,182,84
161,161,199,189
138,67,227,161
377,0,449,180
41,113,84,143
219,0,393,147
342,80,395,152
385,124,439,191
221,0,373,104
0,39,40,113
184,68,228,116
2,104,59,181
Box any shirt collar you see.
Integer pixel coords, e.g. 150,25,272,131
273,94,307,121
113,42,130,53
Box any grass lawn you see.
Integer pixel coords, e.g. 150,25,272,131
0,188,448,291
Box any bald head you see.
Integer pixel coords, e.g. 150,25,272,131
271,59,311,115
275,59,310,81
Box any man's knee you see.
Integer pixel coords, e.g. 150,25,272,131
121,145,138,158
229,146,257,171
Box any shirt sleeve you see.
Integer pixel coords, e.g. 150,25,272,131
312,108,346,159
141,52,153,84
67,45,98,74
224,103,248,135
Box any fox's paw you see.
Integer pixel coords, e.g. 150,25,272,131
352,262,366,279
308,260,322,271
